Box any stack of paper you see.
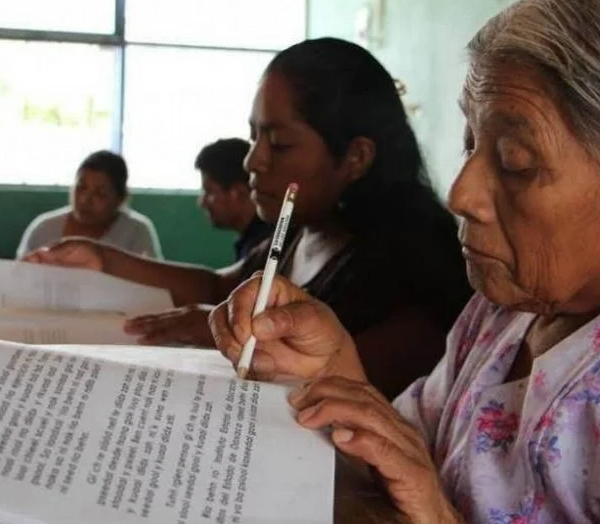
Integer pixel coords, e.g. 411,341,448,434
0,260,173,344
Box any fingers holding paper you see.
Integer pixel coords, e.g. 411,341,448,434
208,274,365,382
125,305,215,346
289,376,461,524
21,238,104,271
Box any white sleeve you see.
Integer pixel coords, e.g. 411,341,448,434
131,218,163,259
16,229,33,259
15,217,45,259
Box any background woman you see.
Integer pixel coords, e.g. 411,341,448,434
17,150,162,259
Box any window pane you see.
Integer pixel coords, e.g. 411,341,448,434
125,0,305,49
0,41,115,185
123,46,271,189
0,0,115,33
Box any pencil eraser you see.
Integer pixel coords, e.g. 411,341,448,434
289,182,299,192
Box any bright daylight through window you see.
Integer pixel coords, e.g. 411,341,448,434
0,0,306,189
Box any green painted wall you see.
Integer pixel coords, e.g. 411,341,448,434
307,0,515,198
0,184,237,267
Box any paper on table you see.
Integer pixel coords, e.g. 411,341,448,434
0,260,174,345
0,341,334,524
0,259,173,314
0,311,137,345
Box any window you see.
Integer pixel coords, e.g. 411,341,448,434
0,0,306,189
123,46,271,189
125,0,306,49
0,40,115,185
0,0,115,33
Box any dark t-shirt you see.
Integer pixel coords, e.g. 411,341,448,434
234,215,274,261
241,228,470,332
237,222,472,398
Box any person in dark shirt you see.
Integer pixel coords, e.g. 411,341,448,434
195,138,273,261
25,38,472,399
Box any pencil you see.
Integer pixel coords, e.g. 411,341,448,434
237,182,298,379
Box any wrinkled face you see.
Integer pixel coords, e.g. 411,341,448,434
71,168,123,226
449,62,600,315
244,72,353,225
197,173,240,229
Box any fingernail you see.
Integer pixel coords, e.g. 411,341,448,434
287,387,305,405
297,405,318,423
254,317,275,336
252,354,275,375
332,428,354,444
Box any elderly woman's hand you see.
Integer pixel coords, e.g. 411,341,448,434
124,304,214,346
21,238,104,271
208,274,366,382
291,376,463,524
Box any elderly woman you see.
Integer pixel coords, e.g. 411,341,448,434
209,0,600,522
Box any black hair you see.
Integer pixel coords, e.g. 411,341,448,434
266,38,472,326
265,37,449,234
77,150,128,198
194,138,250,190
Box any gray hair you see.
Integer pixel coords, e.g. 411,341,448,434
468,0,600,152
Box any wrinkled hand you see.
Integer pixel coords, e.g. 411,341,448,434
208,274,363,382
290,377,462,524
124,304,215,346
21,238,103,271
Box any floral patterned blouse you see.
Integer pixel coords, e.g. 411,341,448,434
394,293,600,523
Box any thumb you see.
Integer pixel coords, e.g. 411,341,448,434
21,246,48,261
253,300,345,357
29,250,60,265
21,252,42,263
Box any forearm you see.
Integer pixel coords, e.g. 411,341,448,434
330,331,368,383
369,465,464,524
100,244,222,306
405,498,465,524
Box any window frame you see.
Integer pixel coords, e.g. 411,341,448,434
0,0,307,187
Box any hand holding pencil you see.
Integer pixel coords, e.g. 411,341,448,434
209,182,366,382
236,183,299,379
209,272,362,382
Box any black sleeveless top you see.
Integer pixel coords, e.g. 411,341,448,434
238,226,472,339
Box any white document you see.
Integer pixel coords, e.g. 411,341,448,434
0,260,173,344
43,345,238,379
0,260,172,313
0,341,334,523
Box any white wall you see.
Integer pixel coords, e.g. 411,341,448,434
307,0,515,199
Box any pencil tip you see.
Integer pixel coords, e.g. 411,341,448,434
237,366,249,380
